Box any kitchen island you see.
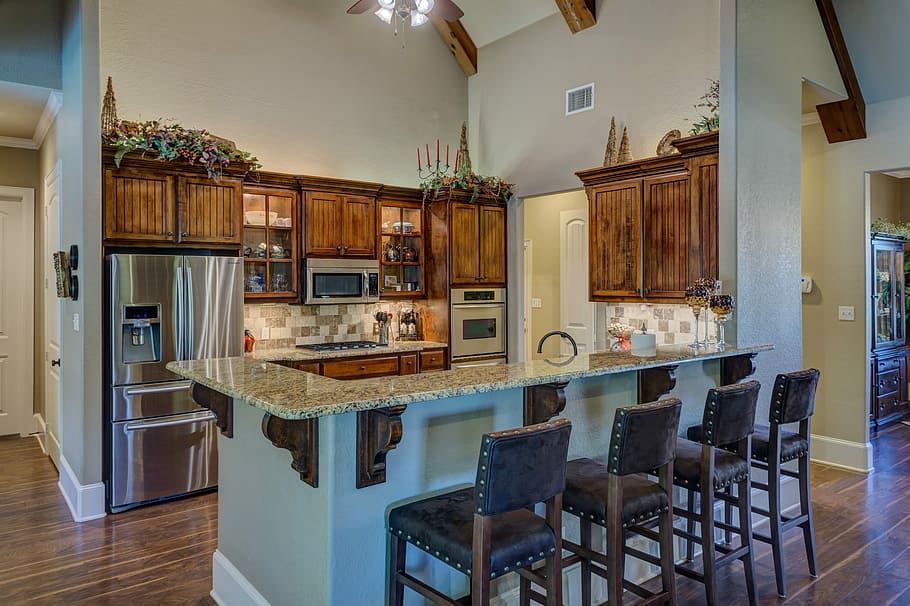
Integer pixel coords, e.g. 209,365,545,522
168,344,772,606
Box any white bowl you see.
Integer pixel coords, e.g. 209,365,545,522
244,211,278,226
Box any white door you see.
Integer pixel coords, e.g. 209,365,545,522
0,186,35,437
44,165,62,467
560,209,595,354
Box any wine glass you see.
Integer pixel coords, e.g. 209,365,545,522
684,285,710,348
709,294,735,349
695,278,721,343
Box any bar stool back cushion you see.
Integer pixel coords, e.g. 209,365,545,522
771,369,820,425
701,381,761,447
609,398,682,475
475,418,572,515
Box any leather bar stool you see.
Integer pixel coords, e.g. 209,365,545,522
672,381,761,606
386,418,572,606
688,369,820,598
556,398,683,606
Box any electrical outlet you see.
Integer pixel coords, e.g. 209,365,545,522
261,327,270,339
531,298,542,309
372,322,379,335
838,306,855,321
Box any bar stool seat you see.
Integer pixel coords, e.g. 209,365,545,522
564,458,669,527
388,487,558,578
686,424,809,463
673,438,750,490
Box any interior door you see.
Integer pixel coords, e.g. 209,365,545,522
44,167,61,464
0,187,35,437
560,209,595,354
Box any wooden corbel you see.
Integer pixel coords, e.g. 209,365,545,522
720,353,758,386
191,383,234,437
356,405,407,489
523,382,569,426
637,366,679,404
261,414,319,487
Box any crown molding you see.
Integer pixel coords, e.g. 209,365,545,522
33,91,62,148
0,136,39,150
802,111,821,126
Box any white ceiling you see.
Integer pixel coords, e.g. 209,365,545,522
457,0,559,48
0,80,56,145
833,0,910,104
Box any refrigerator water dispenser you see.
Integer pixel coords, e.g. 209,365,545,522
121,304,161,364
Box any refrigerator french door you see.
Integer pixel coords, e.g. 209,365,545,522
107,254,243,512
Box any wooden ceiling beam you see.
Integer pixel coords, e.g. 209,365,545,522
815,0,866,142
430,15,478,77
555,0,596,34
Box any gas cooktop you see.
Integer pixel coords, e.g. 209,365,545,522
297,341,386,352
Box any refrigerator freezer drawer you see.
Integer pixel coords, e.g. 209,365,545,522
110,411,218,511
111,380,197,422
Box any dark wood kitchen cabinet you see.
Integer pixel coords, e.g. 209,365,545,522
378,188,425,298
303,192,376,258
177,175,243,245
104,167,177,243
870,234,909,427
577,131,718,303
450,201,507,286
273,347,448,378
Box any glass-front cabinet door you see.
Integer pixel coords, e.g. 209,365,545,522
378,200,424,298
242,187,297,300
872,237,906,350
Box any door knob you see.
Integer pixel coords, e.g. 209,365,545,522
51,359,61,367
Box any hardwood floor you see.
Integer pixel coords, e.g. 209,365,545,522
2,424,910,605
0,436,216,605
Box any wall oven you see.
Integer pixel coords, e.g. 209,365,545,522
303,258,380,305
450,288,506,362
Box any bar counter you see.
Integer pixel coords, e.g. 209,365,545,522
166,344,773,606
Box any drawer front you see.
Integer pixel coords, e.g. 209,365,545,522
876,393,903,417
322,356,400,380
876,357,902,372
399,354,418,375
420,349,446,372
876,369,902,397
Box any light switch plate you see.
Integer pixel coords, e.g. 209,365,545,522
261,326,270,339
531,298,542,309
838,306,855,321
72,313,80,332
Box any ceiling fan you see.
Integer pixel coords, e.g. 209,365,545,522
347,0,464,25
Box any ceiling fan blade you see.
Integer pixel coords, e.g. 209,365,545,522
347,0,378,15
434,0,464,21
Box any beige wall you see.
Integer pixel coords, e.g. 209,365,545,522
903,180,910,214
869,173,903,223
468,0,721,197
802,96,910,457
100,0,468,186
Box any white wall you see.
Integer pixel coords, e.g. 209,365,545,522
468,0,721,197
100,0,468,185
0,0,63,89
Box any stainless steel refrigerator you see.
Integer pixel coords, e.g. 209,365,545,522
106,254,243,512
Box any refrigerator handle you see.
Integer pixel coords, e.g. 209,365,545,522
186,264,195,360
175,266,185,361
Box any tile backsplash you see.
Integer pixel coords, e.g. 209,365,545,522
245,302,415,350
603,303,715,346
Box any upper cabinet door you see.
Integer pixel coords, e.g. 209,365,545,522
177,176,243,245
689,154,719,283
104,168,177,243
478,205,506,285
450,202,479,285
589,181,641,299
341,195,376,257
642,173,691,300
304,192,343,256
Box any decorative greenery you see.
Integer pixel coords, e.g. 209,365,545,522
872,218,910,239
103,119,261,180
421,170,514,204
689,79,719,136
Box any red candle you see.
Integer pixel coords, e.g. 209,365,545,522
436,139,440,163
426,143,430,168
417,147,421,170
455,150,459,173
446,144,449,166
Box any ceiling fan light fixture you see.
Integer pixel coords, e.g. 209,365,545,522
374,7,394,23
377,0,396,9
410,9,429,26
414,0,435,14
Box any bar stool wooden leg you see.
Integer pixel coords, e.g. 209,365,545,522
685,490,696,563
724,486,734,544
388,534,406,606
799,454,819,577
737,477,758,606
471,514,492,606
580,517,592,606
545,496,563,606
659,466,678,606
606,474,625,606
519,576,530,606
768,456,787,597
699,482,718,606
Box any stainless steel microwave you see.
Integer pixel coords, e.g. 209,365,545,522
303,258,380,305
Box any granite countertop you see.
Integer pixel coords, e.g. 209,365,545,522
248,341,448,362
168,344,773,421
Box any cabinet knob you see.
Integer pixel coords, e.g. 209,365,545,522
337,245,343,253
359,366,366,371
181,232,188,237
407,361,413,366
342,246,348,253
167,231,174,236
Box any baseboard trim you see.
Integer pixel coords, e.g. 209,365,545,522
809,434,873,473
57,454,106,522
211,549,272,606
32,413,47,454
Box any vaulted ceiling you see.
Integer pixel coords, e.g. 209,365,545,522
457,0,559,48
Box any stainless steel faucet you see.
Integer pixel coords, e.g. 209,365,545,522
536,331,578,356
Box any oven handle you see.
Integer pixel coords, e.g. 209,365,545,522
124,380,193,397
451,304,506,310
124,411,216,432
453,360,506,369
363,270,369,299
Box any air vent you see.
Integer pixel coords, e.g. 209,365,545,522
566,83,594,116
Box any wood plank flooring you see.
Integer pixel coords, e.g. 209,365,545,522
2,424,910,604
